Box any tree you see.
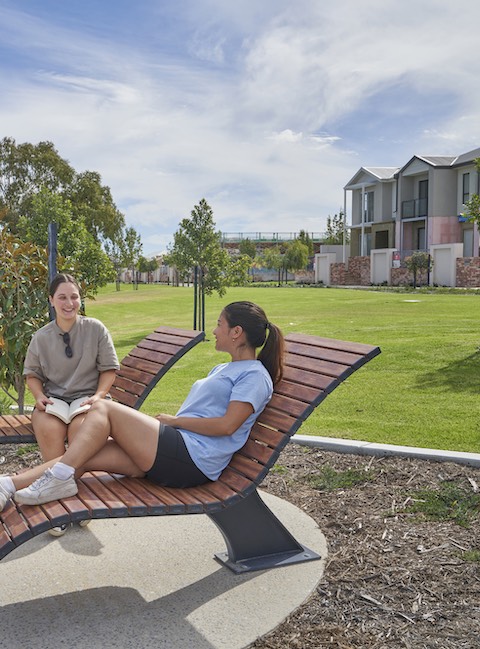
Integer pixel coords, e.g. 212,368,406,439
165,199,231,331
284,239,310,276
323,210,349,245
124,226,143,289
0,137,127,293
21,187,115,296
297,230,314,255
405,251,431,288
104,229,127,291
261,245,284,285
228,254,253,286
0,137,74,233
67,170,125,243
463,157,480,229
0,229,50,412
138,256,159,283
238,238,257,281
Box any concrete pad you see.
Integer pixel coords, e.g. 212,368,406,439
0,491,327,649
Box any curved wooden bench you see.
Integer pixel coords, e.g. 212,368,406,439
0,333,380,573
0,326,206,444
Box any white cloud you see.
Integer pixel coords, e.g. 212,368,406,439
1,0,480,254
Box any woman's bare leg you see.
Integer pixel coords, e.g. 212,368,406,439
66,412,88,446
31,409,68,460
9,401,160,493
11,459,58,490
60,400,160,474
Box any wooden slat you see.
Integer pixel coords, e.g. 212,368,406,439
80,474,129,516
238,438,276,465
95,474,151,515
0,503,32,547
281,365,336,390
0,526,15,559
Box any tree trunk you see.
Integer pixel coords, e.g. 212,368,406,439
15,373,25,415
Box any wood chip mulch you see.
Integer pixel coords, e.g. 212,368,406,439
250,443,480,649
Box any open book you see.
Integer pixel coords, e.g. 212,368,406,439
45,397,91,424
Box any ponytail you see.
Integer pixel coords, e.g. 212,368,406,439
222,301,285,385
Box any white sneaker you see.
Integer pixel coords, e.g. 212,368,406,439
0,482,11,512
14,469,78,506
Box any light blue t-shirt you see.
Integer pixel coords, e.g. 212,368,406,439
177,360,273,480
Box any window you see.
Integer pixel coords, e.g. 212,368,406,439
463,173,470,204
417,227,426,250
363,191,374,223
463,229,473,257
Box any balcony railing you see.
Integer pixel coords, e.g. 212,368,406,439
401,198,428,219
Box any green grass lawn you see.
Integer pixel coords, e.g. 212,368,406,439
86,284,480,453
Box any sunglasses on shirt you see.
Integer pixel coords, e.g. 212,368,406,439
62,332,73,358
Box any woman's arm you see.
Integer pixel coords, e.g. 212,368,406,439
25,375,52,411
157,400,254,437
82,369,117,405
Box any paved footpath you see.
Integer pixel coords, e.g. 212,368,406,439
0,491,326,649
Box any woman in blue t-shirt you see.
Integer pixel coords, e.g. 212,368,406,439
0,301,285,511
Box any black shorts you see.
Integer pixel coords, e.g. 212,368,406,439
145,423,210,488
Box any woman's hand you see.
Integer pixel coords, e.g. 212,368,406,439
156,413,178,427
34,394,53,411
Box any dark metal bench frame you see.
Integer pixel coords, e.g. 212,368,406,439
0,329,380,573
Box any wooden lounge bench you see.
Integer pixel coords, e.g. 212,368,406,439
0,332,381,573
0,326,206,444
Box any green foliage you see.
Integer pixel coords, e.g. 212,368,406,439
461,548,480,562
259,240,309,284
407,481,480,527
404,251,432,288
297,230,314,255
306,465,376,491
21,187,115,296
123,226,143,289
0,229,49,411
284,239,309,273
462,157,480,228
238,238,257,259
0,136,125,294
323,210,349,245
0,392,13,415
67,170,125,242
165,199,237,329
0,137,74,229
228,254,252,286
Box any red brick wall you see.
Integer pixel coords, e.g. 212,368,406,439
348,256,370,285
391,267,429,286
456,257,480,287
330,262,347,285
330,256,480,287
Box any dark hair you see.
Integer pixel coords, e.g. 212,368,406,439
222,301,284,384
49,273,81,298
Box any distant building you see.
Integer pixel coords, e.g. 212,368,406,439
332,146,480,287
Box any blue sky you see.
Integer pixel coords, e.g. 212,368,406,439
1,0,480,255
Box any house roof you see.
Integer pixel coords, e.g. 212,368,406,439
344,166,398,188
345,146,480,190
452,147,480,166
363,167,399,179
416,155,457,166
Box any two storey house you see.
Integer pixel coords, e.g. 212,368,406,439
341,146,480,286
